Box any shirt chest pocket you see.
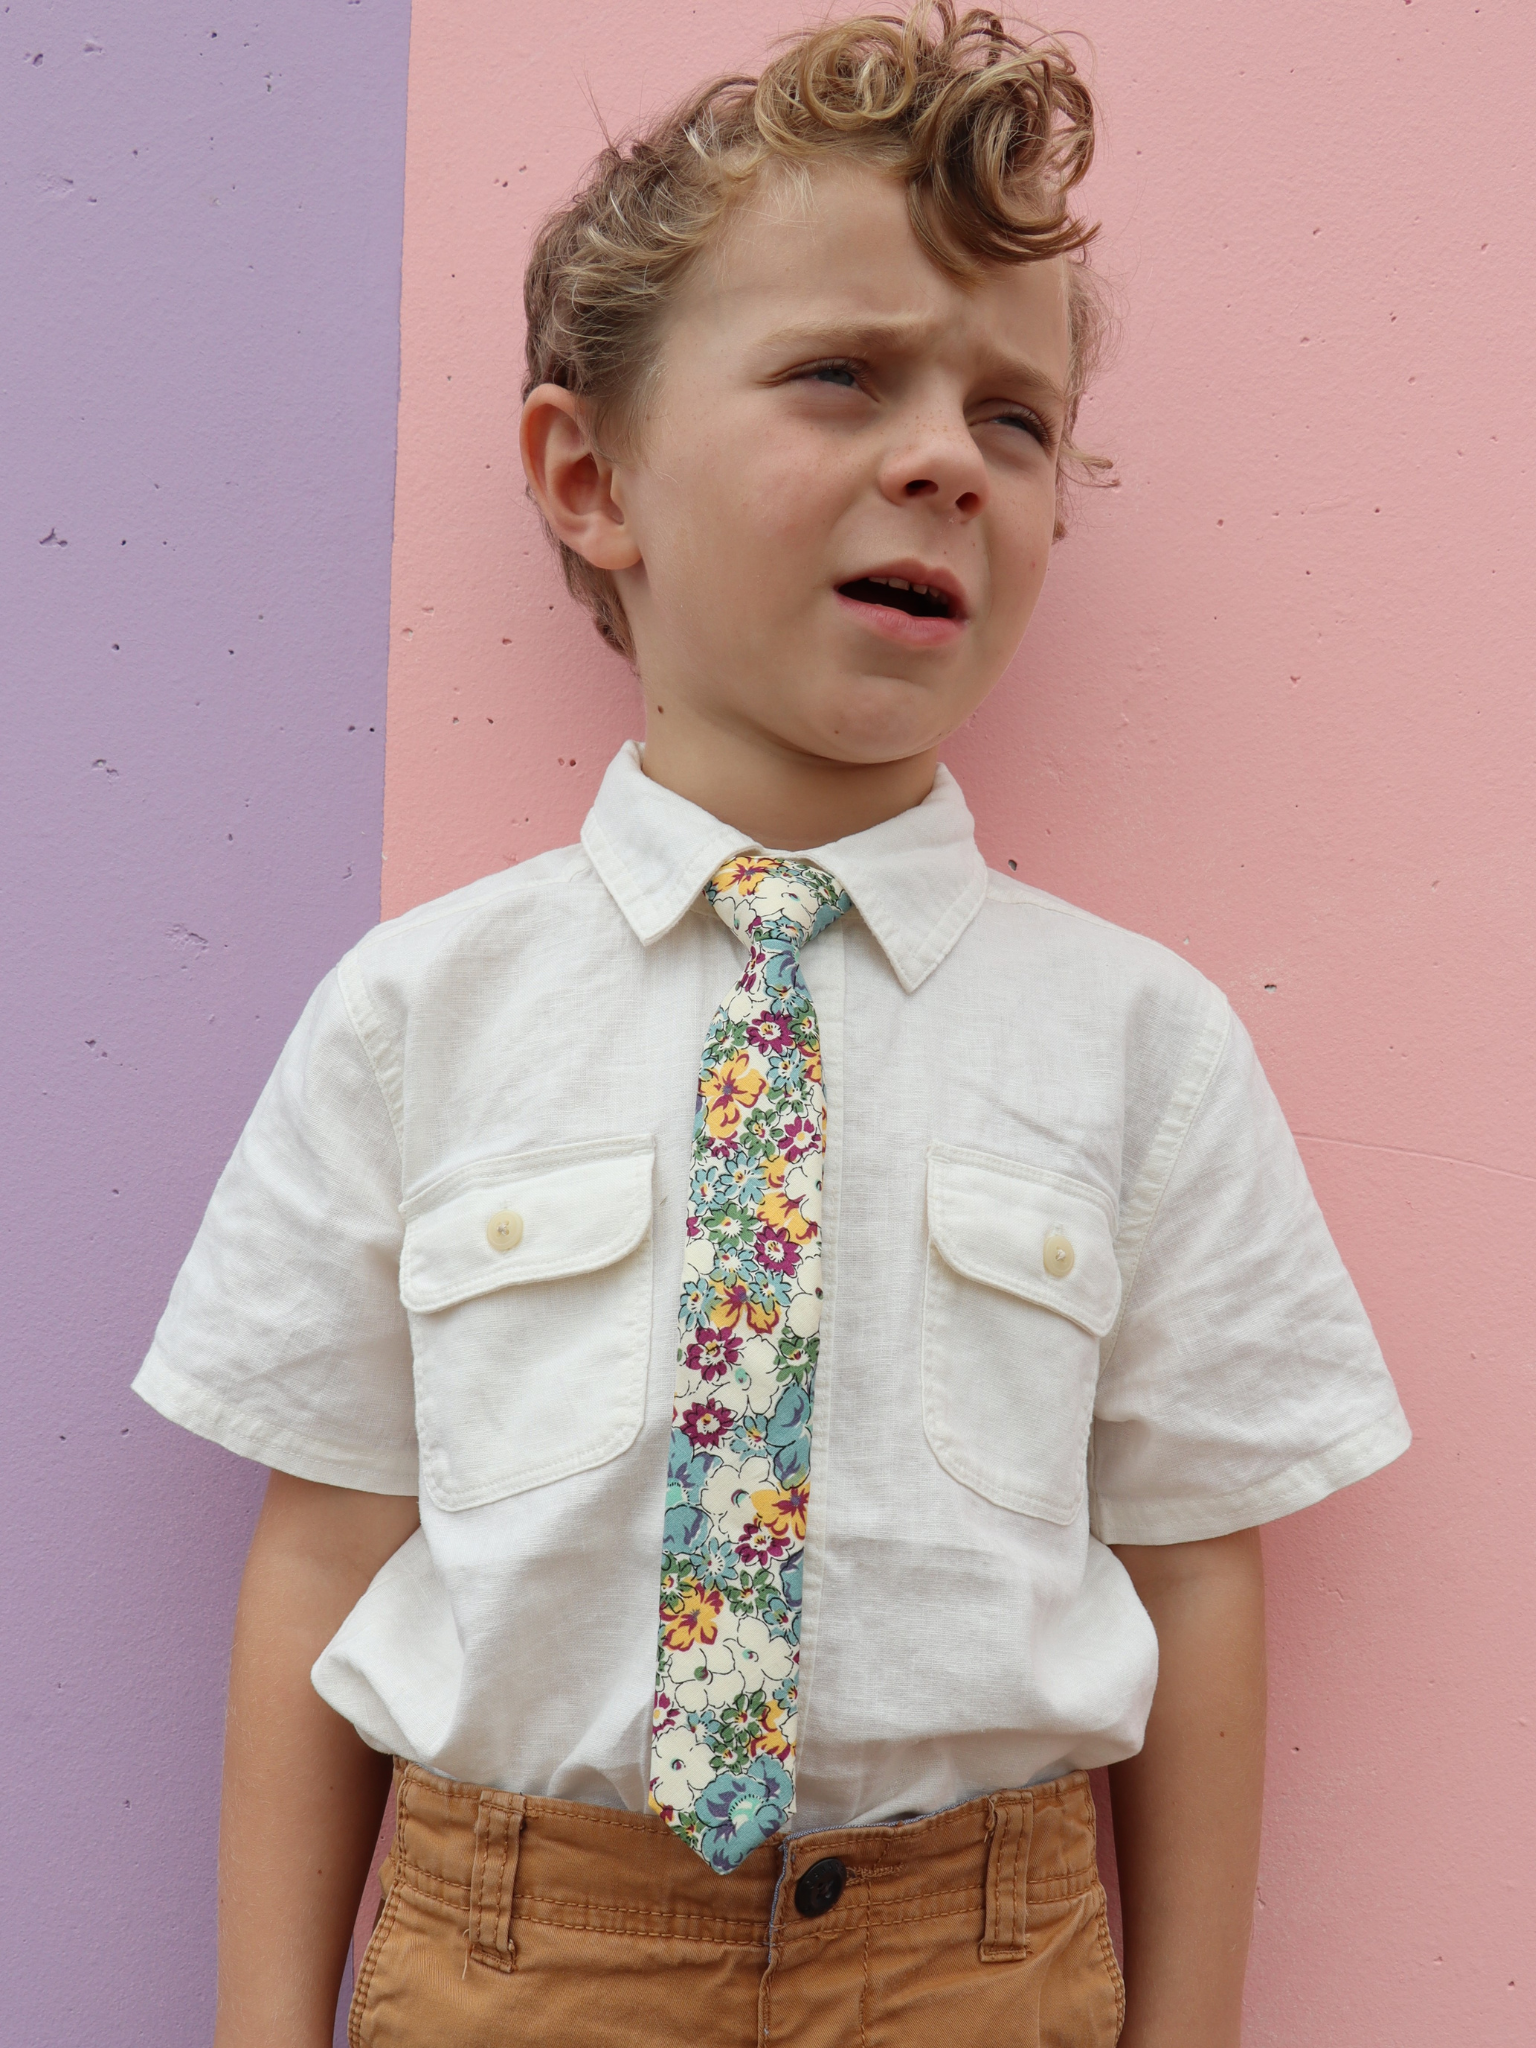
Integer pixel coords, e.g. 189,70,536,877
399,1136,655,1512
921,1144,1122,1525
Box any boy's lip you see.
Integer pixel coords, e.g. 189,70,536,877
833,559,970,648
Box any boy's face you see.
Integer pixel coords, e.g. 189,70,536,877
608,159,1071,778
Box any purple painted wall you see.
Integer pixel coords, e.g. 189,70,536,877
2,7,411,2040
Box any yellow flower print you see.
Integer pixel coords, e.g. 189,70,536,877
750,1484,809,1543
753,1697,793,1758
757,1156,813,1243
701,1052,766,1142
661,1581,725,1653
710,1278,782,1334
712,855,776,897
758,1192,812,1244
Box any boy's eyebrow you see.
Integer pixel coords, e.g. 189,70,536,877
756,315,1067,408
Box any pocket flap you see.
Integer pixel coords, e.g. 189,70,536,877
399,1136,655,1314
926,1144,1120,1338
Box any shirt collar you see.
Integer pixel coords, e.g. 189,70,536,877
580,742,988,993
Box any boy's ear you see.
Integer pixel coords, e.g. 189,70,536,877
519,385,641,573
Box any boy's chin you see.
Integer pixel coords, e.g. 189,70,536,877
774,674,979,767
770,721,950,774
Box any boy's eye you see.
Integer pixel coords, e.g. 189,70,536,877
803,360,861,389
989,408,1052,447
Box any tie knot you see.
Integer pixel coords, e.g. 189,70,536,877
706,855,850,955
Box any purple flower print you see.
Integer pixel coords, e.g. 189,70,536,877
680,1398,734,1451
735,1518,789,1566
747,1013,796,1058
684,1329,742,1382
753,1224,800,1283
652,1690,681,1737
778,1115,817,1161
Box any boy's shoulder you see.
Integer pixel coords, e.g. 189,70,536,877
354,838,601,951
330,840,605,1022
976,863,1227,1022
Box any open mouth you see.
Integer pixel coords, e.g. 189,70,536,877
835,574,958,621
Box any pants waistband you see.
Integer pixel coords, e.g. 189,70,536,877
383,1761,1102,1970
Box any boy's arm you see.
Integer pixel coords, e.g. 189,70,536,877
215,1470,420,2048
1108,1527,1267,2048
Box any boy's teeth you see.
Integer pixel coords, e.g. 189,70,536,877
845,572,953,619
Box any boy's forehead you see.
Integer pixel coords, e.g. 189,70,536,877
687,159,1069,379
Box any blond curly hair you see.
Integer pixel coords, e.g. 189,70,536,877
523,4,1107,657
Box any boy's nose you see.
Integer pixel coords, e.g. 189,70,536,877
879,421,987,522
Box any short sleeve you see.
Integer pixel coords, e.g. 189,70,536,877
1089,1000,1410,1544
132,961,419,1493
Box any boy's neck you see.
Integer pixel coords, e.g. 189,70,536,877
638,716,938,852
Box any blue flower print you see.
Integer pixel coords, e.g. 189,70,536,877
779,1555,802,1610
678,1274,714,1328
763,1045,801,1093
722,1157,767,1208
756,1590,790,1633
761,946,809,1003
696,1754,794,1872
737,1409,771,1457
664,1500,707,1552
764,1383,811,1485
690,1156,733,1209
666,1438,713,1552
807,895,847,944
669,1437,714,1503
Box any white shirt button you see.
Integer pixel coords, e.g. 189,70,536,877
486,1209,523,1252
1042,1230,1075,1278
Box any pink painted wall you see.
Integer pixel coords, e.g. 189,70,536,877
382,3,1535,2040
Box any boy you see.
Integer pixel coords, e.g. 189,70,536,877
135,8,1409,2045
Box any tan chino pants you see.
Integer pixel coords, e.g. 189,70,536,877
350,1761,1124,2046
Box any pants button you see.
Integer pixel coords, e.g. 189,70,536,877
794,1856,847,1918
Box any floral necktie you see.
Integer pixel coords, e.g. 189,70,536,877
648,854,851,1873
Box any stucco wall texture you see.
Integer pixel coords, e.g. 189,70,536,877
2,5,410,2043
5,2,1532,2045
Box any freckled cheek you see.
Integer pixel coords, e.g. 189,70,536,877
684,472,845,616
991,496,1056,611
706,414,856,529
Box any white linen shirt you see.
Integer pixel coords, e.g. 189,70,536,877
134,743,1409,1829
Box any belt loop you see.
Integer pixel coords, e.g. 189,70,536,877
980,1790,1034,1964
469,1790,526,1972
